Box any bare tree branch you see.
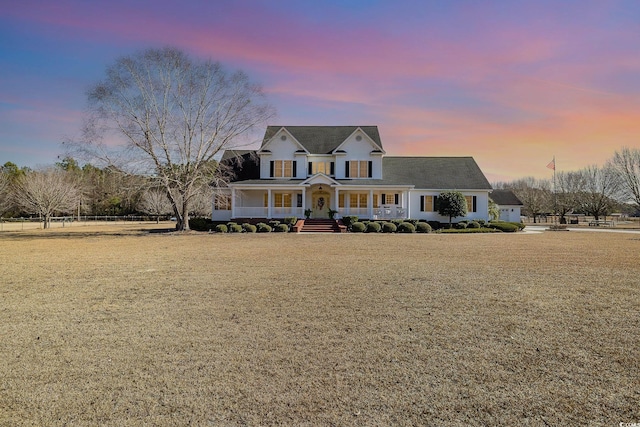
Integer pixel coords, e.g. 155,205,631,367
72,47,274,230
12,169,80,228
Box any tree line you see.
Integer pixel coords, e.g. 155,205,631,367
496,147,640,223
0,157,215,228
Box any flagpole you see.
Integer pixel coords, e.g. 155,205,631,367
553,156,557,224
546,157,557,224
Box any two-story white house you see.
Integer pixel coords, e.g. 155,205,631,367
212,126,492,223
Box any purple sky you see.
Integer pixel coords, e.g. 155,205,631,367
2,0,640,182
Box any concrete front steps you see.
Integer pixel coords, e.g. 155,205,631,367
299,219,345,233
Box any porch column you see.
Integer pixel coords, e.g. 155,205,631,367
369,189,374,219
335,187,340,217
302,187,306,217
267,189,272,219
404,191,410,219
231,187,236,219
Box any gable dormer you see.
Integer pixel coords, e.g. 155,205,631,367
332,127,384,180
258,127,307,179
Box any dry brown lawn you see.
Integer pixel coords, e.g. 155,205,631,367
0,226,638,426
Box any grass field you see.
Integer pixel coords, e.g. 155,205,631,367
1,225,638,426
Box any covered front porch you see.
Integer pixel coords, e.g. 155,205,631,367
217,176,413,221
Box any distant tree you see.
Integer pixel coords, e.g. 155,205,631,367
575,165,620,220
437,191,467,227
555,171,584,223
1,161,28,180
75,47,274,231
509,177,552,223
488,199,500,221
0,170,10,215
13,168,80,228
139,188,173,222
609,147,640,209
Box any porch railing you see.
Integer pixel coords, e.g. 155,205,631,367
233,207,304,218
373,206,406,220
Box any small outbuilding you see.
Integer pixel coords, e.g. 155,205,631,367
490,189,523,222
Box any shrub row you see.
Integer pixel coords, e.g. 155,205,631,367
349,220,432,233
189,218,299,233
192,217,523,234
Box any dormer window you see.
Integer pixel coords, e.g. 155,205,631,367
345,160,372,178
270,160,297,178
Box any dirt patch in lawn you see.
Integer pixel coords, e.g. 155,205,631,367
0,228,638,425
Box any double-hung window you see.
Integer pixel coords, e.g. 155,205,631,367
344,160,372,178
420,195,437,212
270,160,297,178
465,196,477,213
214,194,231,210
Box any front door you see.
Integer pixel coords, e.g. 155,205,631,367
312,191,331,219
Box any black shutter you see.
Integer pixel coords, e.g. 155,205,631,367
394,194,399,205
420,195,425,212
345,161,350,178
368,161,373,178
382,194,386,204
292,161,297,177
330,162,335,176
308,162,313,175
270,161,274,177
434,196,439,211
473,196,477,212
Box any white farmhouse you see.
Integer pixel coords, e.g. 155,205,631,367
212,126,492,225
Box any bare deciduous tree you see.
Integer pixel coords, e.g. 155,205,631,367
74,47,274,231
0,171,11,215
139,188,173,223
555,171,584,223
609,147,640,209
575,165,620,220
13,169,80,228
509,177,552,223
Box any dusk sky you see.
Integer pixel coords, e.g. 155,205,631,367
2,0,640,182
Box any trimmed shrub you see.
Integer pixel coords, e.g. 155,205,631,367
440,227,499,233
341,215,359,229
268,220,280,229
456,221,468,229
229,223,243,233
405,218,419,226
467,221,481,229
476,219,487,227
274,224,289,232
382,222,397,233
283,217,297,227
215,224,228,233
242,223,257,233
189,217,212,231
488,221,519,232
427,221,441,230
416,222,432,233
256,222,272,233
391,219,404,226
397,222,415,233
365,222,381,233
351,222,366,233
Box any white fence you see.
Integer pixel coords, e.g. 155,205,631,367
0,216,167,231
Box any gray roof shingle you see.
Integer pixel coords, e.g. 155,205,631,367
262,126,382,154
377,157,492,190
490,189,523,205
